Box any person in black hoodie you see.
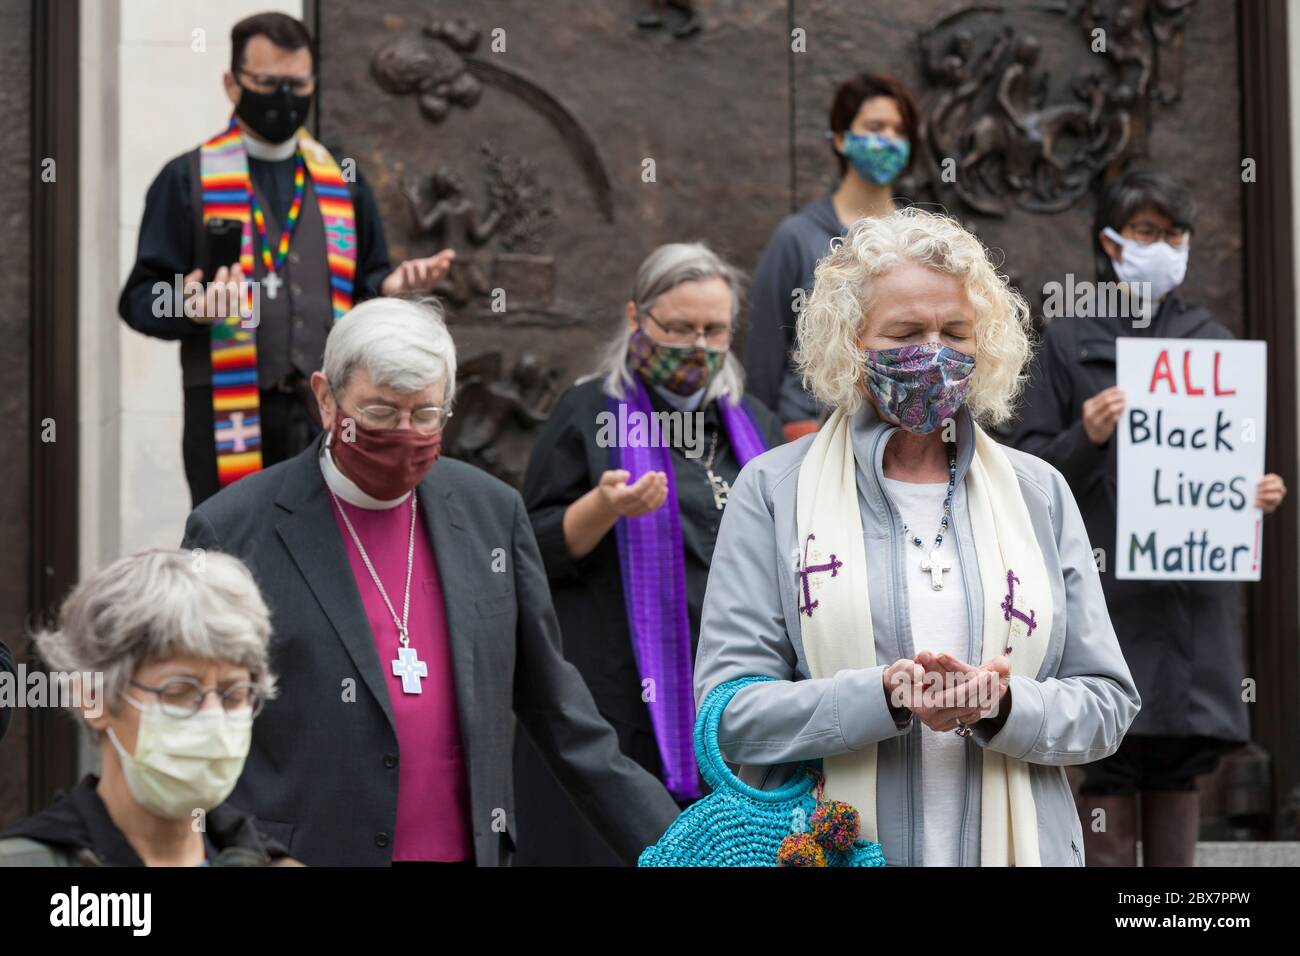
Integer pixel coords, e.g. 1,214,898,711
1011,170,1287,866
0,549,295,867
744,72,919,439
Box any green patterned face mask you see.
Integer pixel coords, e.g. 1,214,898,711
626,326,726,396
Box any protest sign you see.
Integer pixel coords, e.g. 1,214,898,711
1115,337,1267,581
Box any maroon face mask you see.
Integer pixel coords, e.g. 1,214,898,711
330,415,443,501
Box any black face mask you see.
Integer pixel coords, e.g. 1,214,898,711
235,80,312,145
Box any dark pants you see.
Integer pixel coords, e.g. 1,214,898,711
182,380,321,507
1079,734,1243,794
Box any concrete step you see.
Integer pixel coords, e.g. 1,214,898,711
1159,842,1300,866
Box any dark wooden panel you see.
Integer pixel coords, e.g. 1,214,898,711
26,0,81,816
318,0,789,485
0,0,32,830
793,0,1242,335
1239,0,1300,837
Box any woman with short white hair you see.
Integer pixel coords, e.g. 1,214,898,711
512,242,784,865
0,549,290,867
694,207,1140,866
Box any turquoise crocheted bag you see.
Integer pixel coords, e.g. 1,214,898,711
638,676,887,867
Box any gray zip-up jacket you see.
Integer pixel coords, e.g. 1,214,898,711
694,402,1141,866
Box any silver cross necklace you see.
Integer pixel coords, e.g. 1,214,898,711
329,488,428,694
686,429,730,509
900,446,958,591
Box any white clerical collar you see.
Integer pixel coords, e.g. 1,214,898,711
241,130,299,162
319,440,410,510
652,384,706,412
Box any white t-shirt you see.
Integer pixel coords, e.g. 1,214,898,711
881,476,972,867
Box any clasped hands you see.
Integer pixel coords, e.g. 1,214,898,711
882,651,1011,734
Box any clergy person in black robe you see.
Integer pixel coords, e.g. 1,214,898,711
513,243,784,865
118,12,453,506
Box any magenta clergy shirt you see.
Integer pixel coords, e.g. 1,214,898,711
329,492,473,861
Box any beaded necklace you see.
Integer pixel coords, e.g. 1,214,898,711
249,151,306,298
898,444,958,591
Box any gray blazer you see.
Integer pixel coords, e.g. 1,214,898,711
181,436,680,866
694,403,1141,866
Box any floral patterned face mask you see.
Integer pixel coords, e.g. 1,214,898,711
861,342,976,433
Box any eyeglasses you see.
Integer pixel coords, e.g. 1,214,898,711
329,385,452,433
640,309,733,347
129,677,265,720
1125,221,1190,246
236,69,316,96
350,404,451,432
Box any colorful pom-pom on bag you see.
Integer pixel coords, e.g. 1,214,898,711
638,676,887,867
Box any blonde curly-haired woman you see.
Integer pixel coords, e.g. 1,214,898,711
694,207,1140,867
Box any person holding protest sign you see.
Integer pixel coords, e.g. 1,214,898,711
1012,169,1287,866
694,208,1139,866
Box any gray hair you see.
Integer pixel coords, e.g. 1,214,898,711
33,549,277,716
323,297,458,406
594,241,747,402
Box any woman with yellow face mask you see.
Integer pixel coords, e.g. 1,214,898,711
0,550,296,867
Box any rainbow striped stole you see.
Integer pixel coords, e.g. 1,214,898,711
198,117,357,488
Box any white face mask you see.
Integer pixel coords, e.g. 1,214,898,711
106,695,253,821
1103,226,1190,309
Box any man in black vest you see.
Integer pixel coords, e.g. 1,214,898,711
119,12,453,506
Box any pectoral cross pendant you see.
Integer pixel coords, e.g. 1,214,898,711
707,470,730,510
391,644,428,695
920,550,952,591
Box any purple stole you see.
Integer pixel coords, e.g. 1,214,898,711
608,377,768,799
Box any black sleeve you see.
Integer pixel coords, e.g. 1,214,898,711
1199,315,1237,342
1010,329,1107,488
743,226,803,414
117,154,210,341
350,165,394,303
742,393,787,450
521,387,603,585
509,492,680,862
0,639,14,742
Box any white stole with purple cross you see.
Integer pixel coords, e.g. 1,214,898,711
795,407,1053,866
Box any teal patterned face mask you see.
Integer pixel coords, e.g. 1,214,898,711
841,132,910,185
